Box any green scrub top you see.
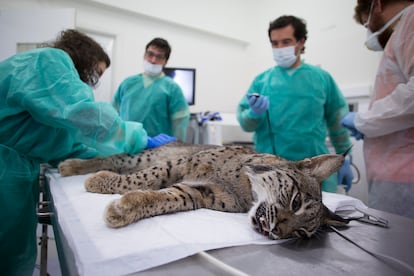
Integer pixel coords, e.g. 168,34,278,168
112,74,190,142
237,63,351,192
0,48,148,275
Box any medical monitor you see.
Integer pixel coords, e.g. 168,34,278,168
163,67,196,106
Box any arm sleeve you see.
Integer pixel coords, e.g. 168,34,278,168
12,50,148,156
324,73,352,154
172,114,190,142
170,83,190,142
355,76,414,137
47,143,98,167
111,84,123,113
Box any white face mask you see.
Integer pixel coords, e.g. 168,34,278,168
272,46,297,68
364,6,407,51
143,59,163,77
365,29,383,51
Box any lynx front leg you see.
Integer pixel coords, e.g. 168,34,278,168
85,161,185,194
105,185,200,227
104,183,249,228
84,171,126,194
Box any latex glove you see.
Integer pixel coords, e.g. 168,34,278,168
341,112,364,140
247,94,269,116
337,158,353,193
146,134,177,149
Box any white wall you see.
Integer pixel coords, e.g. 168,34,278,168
0,0,380,113
0,8,75,61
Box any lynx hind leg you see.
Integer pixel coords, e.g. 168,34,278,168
84,171,122,194
59,153,138,177
85,160,183,194
58,158,97,176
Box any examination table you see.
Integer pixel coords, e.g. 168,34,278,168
40,169,414,276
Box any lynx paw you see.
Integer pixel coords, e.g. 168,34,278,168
58,159,86,176
85,171,119,194
105,193,143,228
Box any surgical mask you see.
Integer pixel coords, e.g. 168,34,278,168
364,6,407,51
272,46,297,68
88,71,101,89
143,59,163,77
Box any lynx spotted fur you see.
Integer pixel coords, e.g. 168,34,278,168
58,142,348,239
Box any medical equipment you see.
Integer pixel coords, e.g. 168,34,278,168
197,111,222,126
336,206,389,228
185,112,223,145
163,67,196,106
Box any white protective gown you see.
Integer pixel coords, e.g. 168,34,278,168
354,4,414,218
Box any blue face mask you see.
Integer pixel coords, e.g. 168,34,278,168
272,46,297,68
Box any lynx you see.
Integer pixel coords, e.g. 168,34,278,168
58,142,348,239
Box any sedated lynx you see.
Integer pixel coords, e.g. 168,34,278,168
58,142,349,239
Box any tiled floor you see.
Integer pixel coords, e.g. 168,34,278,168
33,224,62,276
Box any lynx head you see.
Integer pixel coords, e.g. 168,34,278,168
245,154,348,239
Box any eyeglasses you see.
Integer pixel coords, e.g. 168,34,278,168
145,50,166,62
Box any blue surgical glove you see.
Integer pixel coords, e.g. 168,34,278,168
247,94,269,116
337,158,353,193
341,112,364,140
146,134,177,149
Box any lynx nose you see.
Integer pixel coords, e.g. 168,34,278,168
259,217,270,236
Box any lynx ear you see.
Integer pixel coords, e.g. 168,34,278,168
297,154,344,183
322,205,349,227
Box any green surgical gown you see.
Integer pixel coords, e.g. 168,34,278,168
112,74,190,142
237,63,351,192
0,48,148,275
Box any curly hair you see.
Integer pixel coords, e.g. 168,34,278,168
354,0,414,24
51,29,110,86
268,15,308,53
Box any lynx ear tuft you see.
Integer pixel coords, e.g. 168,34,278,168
297,154,344,183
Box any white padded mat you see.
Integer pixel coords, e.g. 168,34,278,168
46,169,367,275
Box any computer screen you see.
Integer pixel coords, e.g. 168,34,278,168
163,67,196,106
